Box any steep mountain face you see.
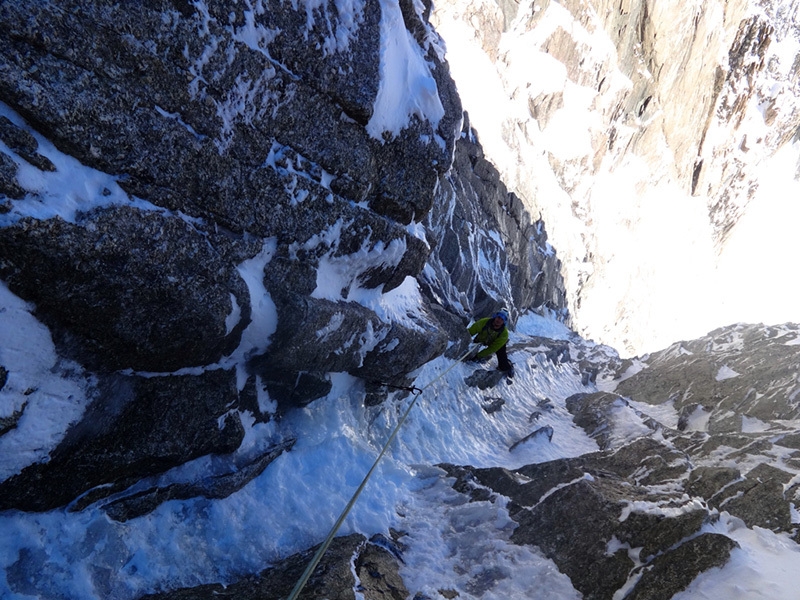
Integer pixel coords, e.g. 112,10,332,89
441,323,800,599
431,0,800,355
0,2,565,518
2,2,800,600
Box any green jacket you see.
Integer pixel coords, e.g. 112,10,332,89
468,317,508,358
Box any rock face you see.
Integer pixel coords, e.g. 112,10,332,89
18,1,800,599
0,0,467,515
615,322,800,431
137,533,408,600
421,114,569,324
431,321,800,598
431,0,800,355
0,1,569,522
441,437,737,600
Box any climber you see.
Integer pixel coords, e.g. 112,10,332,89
467,309,513,374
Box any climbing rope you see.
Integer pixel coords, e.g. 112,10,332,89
286,345,476,600
367,380,424,395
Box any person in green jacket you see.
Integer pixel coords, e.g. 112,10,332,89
467,309,512,373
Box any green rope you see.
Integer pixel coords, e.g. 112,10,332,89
286,346,475,599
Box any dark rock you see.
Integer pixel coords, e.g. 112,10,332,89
565,392,621,449
0,116,55,171
0,206,252,372
437,464,496,504
0,370,243,512
712,463,794,532
0,399,26,437
618,509,709,561
626,533,738,600
616,323,800,428
482,397,505,414
419,118,570,323
138,533,406,600
355,540,408,600
0,1,460,229
581,437,689,485
508,425,554,451
686,466,742,501
355,314,449,383
464,368,507,389
510,477,634,600
259,369,333,413
776,431,800,449
566,393,666,453
0,152,26,199
443,436,715,598
101,440,295,521
256,286,447,395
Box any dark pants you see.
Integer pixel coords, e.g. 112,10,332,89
495,344,512,371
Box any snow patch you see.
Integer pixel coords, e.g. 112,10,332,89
367,0,444,140
0,102,161,227
0,283,93,481
741,415,771,433
715,365,740,381
225,293,241,336
221,238,279,388
684,405,711,432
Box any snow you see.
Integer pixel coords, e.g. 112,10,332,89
513,310,574,341
0,304,599,599
716,365,741,381
3,3,800,599
5,296,799,599
673,515,800,600
222,238,279,388
367,0,445,140
0,283,93,480
0,103,159,227
684,404,712,432
431,0,800,358
741,415,771,433
627,398,680,430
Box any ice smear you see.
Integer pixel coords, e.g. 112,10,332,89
367,0,444,140
715,365,740,381
221,238,279,389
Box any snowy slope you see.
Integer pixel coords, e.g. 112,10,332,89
4,313,800,599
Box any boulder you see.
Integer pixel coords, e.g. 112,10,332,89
0,369,244,512
624,533,739,600
442,437,725,600
0,206,254,372
138,533,408,600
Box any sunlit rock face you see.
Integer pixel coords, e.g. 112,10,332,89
431,0,800,355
